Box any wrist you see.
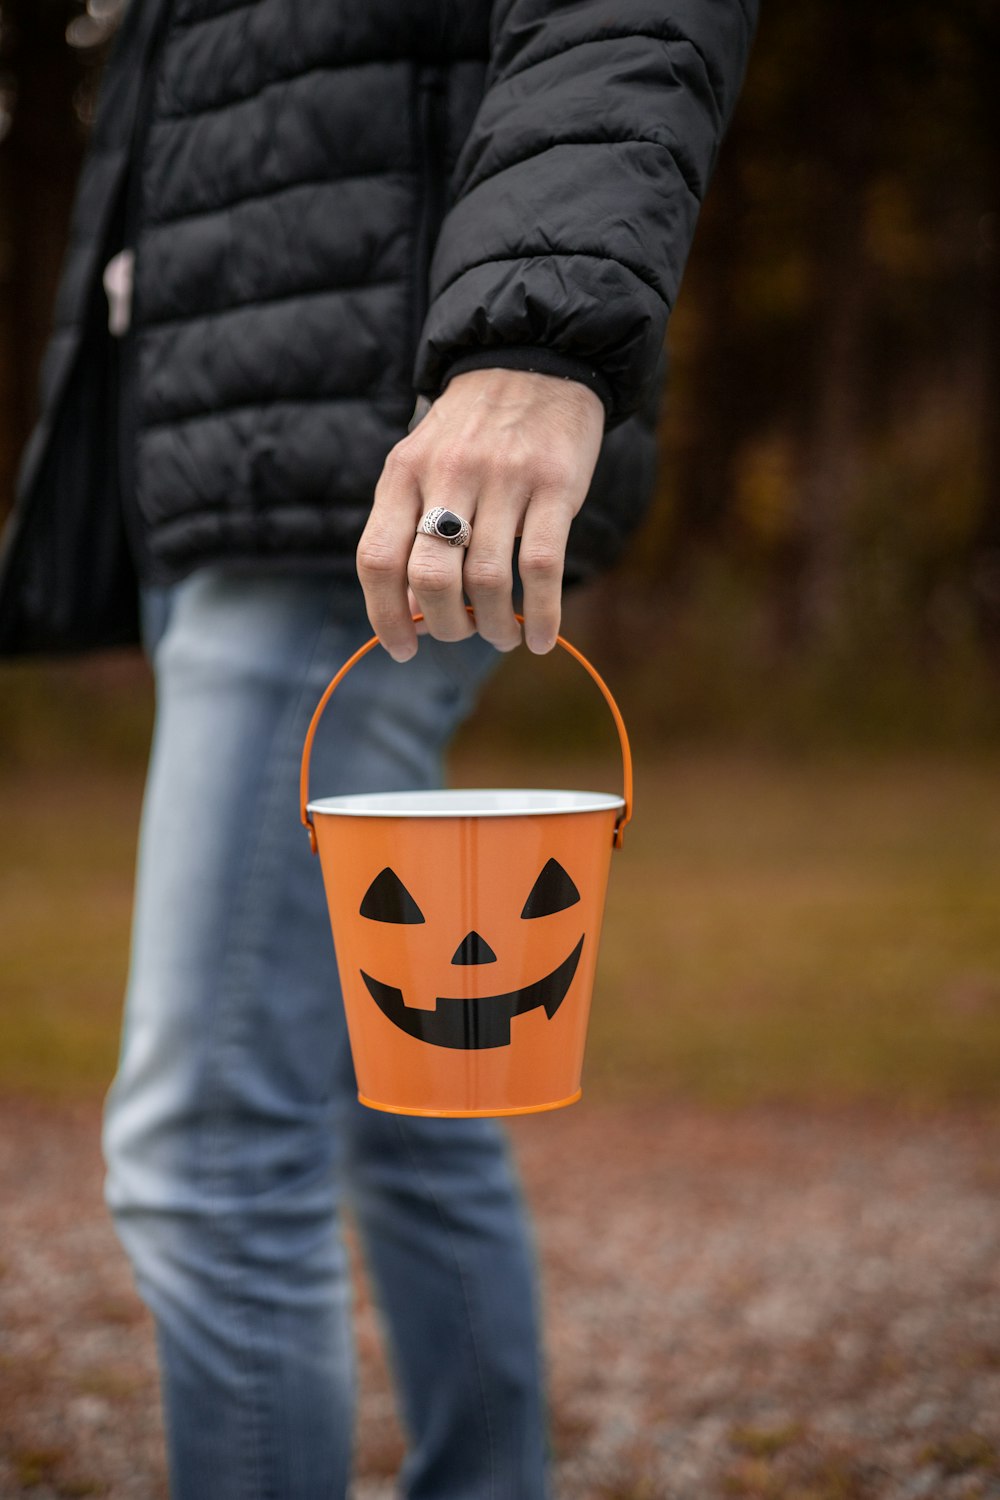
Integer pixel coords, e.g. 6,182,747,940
431,346,613,421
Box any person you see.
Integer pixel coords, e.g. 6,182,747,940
0,2,757,1495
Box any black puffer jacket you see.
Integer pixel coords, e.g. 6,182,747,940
0,0,756,653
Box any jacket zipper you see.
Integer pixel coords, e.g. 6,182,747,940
115,0,171,579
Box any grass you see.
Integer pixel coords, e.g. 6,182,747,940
730,1425,806,1460
574,751,1000,1106
8,1448,105,1498
919,1434,999,1477
2,745,1000,1106
0,769,142,1097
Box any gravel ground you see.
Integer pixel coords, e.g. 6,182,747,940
1,1097,999,1500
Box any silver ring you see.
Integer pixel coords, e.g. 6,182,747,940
417,507,472,548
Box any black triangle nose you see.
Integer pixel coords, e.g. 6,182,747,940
451,930,497,966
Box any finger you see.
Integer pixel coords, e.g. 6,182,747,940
406,587,430,635
517,495,575,654
357,448,423,660
462,488,524,652
408,521,477,642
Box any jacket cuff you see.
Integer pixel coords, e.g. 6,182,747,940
432,346,615,420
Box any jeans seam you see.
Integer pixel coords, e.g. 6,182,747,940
391,1116,498,1500
193,576,349,1499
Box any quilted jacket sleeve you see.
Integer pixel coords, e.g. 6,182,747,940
414,0,757,426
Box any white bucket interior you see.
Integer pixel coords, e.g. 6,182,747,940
307,788,625,819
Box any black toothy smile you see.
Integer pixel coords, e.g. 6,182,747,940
361,936,584,1050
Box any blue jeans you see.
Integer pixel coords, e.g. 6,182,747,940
102,569,548,1500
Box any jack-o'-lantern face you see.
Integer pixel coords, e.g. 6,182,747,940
358,859,584,1050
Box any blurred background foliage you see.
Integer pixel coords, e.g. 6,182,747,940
1,0,1000,1109
1,0,999,754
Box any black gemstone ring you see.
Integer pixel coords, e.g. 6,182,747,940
417,507,472,548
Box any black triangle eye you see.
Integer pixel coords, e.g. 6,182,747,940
360,868,425,924
521,859,580,920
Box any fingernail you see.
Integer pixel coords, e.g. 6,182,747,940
525,631,554,654
388,641,417,662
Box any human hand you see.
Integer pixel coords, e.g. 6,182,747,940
356,367,605,661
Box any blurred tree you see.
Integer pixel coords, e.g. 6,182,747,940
962,0,1000,667
0,0,84,508
0,0,997,736
633,0,998,683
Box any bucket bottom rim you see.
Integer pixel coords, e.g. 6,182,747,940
356,1089,582,1118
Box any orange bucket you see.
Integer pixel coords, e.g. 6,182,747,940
299,617,632,1118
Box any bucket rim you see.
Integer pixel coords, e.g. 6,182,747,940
306,788,625,819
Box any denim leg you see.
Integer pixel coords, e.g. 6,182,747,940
102,568,547,1500
342,1094,548,1500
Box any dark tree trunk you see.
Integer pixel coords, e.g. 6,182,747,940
0,0,83,514
971,14,1000,668
668,138,747,556
789,195,868,645
768,8,876,653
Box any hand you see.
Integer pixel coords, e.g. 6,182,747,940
356,367,605,661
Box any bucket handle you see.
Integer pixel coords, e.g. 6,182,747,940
300,611,633,854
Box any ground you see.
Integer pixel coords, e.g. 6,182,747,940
2,747,1000,1497
1,1096,998,1500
